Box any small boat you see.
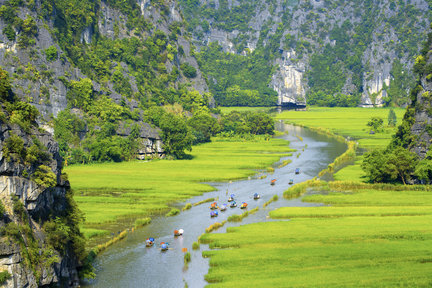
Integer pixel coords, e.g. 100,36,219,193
230,201,237,208
210,210,218,217
220,204,227,211
228,194,235,202
295,168,300,174
210,202,218,210
240,202,248,209
289,179,294,184
271,179,276,185
253,193,260,200
145,238,154,247
160,242,169,251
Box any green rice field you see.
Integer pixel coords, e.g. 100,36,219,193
201,184,432,287
218,106,274,114
65,136,293,240
275,107,405,149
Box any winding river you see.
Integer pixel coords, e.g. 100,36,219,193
83,122,347,288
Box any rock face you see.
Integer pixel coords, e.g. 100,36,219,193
409,54,432,160
0,0,210,156
0,111,81,287
182,0,430,106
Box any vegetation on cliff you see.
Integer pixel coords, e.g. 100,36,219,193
0,67,91,284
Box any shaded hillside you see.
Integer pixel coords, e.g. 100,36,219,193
180,0,431,107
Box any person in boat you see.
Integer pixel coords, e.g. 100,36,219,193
289,179,294,184
254,193,260,199
230,201,237,207
271,179,276,185
210,210,218,217
295,168,300,174
210,202,217,209
220,204,227,211
146,239,153,247
228,194,235,202
174,229,181,236
240,202,248,209
161,242,169,251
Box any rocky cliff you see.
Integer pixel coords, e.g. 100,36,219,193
180,0,430,106
0,82,85,287
0,0,210,156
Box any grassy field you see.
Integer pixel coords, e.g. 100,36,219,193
201,183,432,287
65,136,293,242
275,107,405,149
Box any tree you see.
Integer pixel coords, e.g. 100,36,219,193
387,109,397,127
362,147,418,184
159,113,194,158
387,146,418,185
367,117,383,132
188,112,220,144
67,78,93,111
0,67,12,101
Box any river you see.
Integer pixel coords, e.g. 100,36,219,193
83,122,347,288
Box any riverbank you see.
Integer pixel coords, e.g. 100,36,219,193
65,135,294,247
200,107,432,287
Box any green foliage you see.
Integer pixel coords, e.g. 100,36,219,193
197,42,277,107
387,109,397,127
180,63,197,78
44,46,58,62
0,68,13,101
366,117,384,132
31,165,57,187
3,133,25,161
414,149,432,182
159,113,194,159
221,111,275,136
3,23,15,41
362,147,418,184
165,208,180,217
17,15,38,48
384,60,414,106
66,78,93,111
134,217,151,229
188,112,220,144
307,91,360,107
43,217,71,254
184,251,191,264
0,200,5,218
0,271,11,284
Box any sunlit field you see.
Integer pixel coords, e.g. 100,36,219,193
65,137,293,239
275,107,405,149
201,184,432,287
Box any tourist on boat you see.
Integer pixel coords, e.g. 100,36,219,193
271,179,276,185
254,193,260,199
210,202,217,209
220,204,227,211
230,201,237,207
228,194,235,202
161,243,169,251
240,202,248,209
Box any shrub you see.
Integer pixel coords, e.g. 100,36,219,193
165,208,180,217
0,271,11,284
184,252,191,264
192,241,200,250
180,63,197,78
31,165,57,187
134,217,151,229
44,46,58,62
43,217,71,254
